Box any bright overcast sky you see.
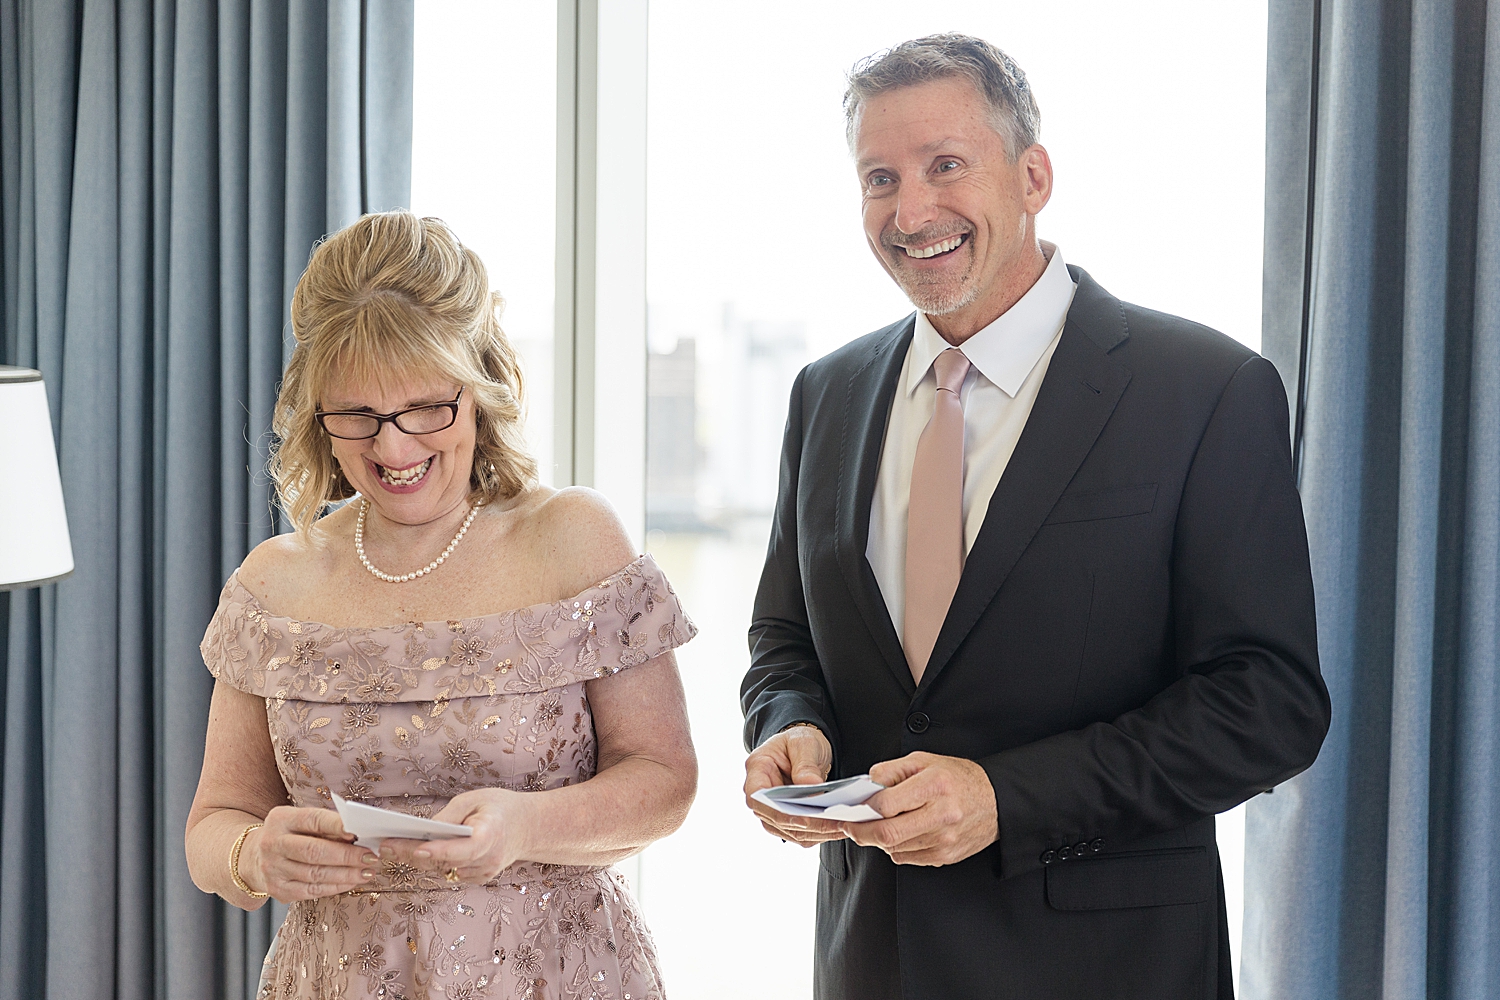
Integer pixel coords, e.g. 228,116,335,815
645,0,1269,359
413,0,1268,365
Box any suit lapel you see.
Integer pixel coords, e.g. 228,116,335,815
917,268,1133,693
835,315,916,696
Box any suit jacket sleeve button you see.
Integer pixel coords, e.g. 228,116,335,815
905,712,930,734
1091,838,1105,853
1040,850,1055,865
1057,844,1073,860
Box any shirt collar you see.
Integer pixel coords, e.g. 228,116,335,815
906,242,1078,399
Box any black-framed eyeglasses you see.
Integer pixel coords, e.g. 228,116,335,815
314,389,463,440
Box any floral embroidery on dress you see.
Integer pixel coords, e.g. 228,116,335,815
201,556,691,1000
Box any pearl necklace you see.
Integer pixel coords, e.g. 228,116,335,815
354,498,482,583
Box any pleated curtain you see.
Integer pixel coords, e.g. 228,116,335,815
0,2,412,998
1247,0,1500,997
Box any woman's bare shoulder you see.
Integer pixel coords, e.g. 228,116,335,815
524,487,638,598
236,508,349,613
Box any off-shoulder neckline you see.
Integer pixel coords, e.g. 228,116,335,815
224,553,658,632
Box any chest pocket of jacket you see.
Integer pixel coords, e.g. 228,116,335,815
1043,483,1158,525
1044,846,1213,910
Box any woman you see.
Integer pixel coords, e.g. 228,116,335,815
185,211,697,1000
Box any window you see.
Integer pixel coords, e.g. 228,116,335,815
640,4,1267,997
413,3,1269,995
412,0,559,481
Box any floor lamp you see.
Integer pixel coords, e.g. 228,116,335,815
0,366,73,590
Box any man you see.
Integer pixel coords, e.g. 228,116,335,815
741,34,1329,1000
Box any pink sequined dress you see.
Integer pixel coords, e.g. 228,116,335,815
199,554,696,1000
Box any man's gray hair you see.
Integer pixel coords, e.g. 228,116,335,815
844,33,1041,159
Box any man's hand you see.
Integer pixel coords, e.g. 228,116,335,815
841,752,997,866
743,724,846,847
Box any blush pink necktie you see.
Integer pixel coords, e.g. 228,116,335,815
904,347,972,683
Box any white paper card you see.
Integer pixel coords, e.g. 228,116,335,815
752,774,885,823
331,793,474,850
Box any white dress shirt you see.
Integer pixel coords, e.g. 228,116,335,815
866,243,1077,643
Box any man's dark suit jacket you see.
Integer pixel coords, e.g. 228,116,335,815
742,266,1330,1000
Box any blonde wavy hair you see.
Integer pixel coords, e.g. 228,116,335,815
270,211,536,534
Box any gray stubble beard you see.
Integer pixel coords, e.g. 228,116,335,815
887,251,981,316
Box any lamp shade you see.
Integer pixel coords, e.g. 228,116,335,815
0,366,73,589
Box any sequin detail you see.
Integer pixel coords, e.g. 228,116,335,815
200,556,691,1000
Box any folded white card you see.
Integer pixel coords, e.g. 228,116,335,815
752,774,885,823
331,793,474,850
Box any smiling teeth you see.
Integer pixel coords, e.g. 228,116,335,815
904,235,965,258
379,458,431,485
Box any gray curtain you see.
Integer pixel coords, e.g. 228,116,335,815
0,2,412,998
1248,0,1499,997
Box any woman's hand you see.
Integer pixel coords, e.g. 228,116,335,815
383,788,527,883
243,805,376,902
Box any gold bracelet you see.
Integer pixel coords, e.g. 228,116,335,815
230,823,269,899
